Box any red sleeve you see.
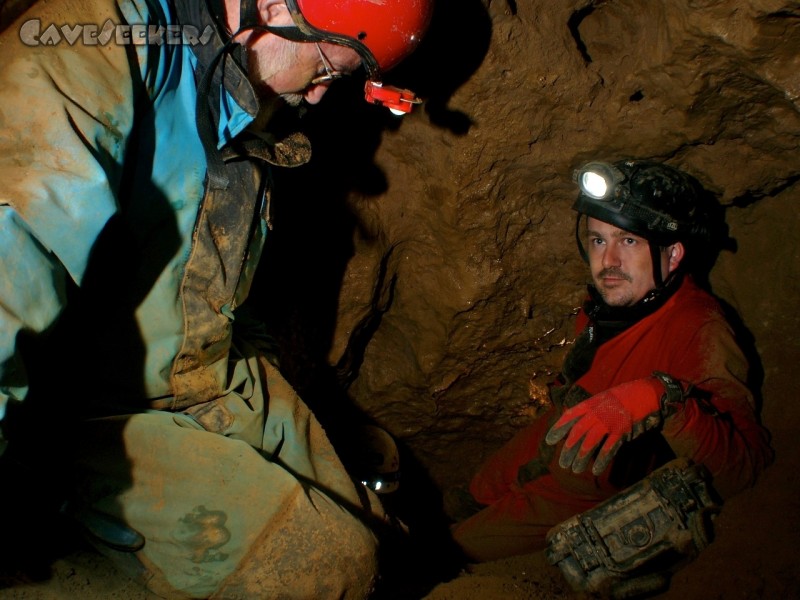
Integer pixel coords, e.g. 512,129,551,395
661,316,773,498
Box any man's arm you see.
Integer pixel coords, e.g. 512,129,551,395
547,314,773,498
0,0,148,426
660,317,774,498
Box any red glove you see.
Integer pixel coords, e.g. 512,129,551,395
545,376,672,476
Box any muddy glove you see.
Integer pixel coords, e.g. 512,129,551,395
545,373,685,476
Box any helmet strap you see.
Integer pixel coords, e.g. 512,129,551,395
575,214,589,264
281,0,382,80
576,212,677,292
239,0,260,31
585,268,684,341
649,242,664,288
206,0,380,79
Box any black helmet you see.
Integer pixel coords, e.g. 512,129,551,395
572,159,710,246
572,159,725,289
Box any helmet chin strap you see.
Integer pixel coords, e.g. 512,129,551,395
575,214,589,264
204,0,377,69
235,0,382,79
649,242,664,289
575,213,678,300
239,0,260,31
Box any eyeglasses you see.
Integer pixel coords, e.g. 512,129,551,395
310,43,345,86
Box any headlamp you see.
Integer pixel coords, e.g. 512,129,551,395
364,81,422,115
360,469,401,494
574,162,626,200
571,159,700,279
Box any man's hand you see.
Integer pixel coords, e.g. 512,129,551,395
545,377,670,476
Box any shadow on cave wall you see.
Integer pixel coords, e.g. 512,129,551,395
0,38,178,581
253,0,493,377
666,178,768,426
688,185,768,421
248,0,492,595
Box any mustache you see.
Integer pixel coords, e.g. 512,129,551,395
598,267,632,282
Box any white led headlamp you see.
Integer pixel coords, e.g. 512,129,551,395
573,162,626,200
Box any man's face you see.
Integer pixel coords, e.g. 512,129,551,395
234,2,362,106
246,37,361,106
585,217,672,307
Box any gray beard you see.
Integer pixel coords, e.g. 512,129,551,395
280,93,304,107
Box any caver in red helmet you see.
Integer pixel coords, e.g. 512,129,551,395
289,0,433,76
232,0,434,113
285,0,433,114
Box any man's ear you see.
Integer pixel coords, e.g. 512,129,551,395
666,242,685,273
259,0,292,26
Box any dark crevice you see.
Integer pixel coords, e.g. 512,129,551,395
762,9,800,19
729,174,800,207
335,246,398,389
568,4,598,64
506,0,517,15
629,90,645,102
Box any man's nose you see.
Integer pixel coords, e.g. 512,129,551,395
602,243,622,268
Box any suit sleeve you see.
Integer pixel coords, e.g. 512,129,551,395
661,314,773,498
0,0,151,422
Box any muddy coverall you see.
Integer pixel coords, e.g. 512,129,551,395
0,0,382,597
452,276,774,562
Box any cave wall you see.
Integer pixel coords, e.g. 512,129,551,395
264,0,800,505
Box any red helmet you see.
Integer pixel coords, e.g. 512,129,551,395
288,0,433,77
235,0,433,113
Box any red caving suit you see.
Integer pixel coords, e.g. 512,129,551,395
452,275,774,561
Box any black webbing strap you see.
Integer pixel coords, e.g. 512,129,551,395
195,42,235,190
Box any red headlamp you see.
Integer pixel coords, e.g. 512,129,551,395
364,81,422,115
